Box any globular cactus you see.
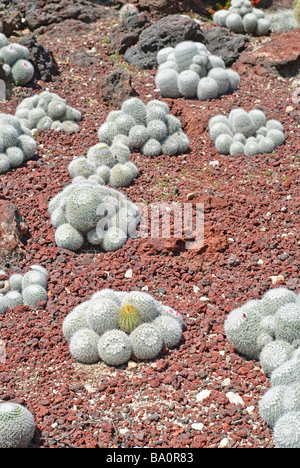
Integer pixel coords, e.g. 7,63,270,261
271,348,300,387
0,294,7,314
62,303,89,341
4,290,23,309
54,223,85,251
63,289,184,365
152,315,182,348
86,298,119,335
22,284,48,308
274,302,300,344
273,411,300,448
100,227,127,252
130,323,164,360
259,385,286,427
224,299,265,359
98,329,132,366
69,328,100,364
11,60,34,85
75,97,189,170
210,108,285,156
0,402,35,448
260,287,297,316
259,339,295,375
15,91,81,133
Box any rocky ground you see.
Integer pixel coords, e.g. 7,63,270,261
0,0,299,449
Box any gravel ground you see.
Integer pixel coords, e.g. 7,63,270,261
0,9,299,449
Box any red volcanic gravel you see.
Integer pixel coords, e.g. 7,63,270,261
0,10,299,449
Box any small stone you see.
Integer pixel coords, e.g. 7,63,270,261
226,392,244,406
270,274,285,285
196,389,211,402
187,192,195,200
219,437,231,448
221,378,231,387
286,105,294,113
125,269,133,278
191,422,204,431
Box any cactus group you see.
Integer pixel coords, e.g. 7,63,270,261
15,91,81,133
0,33,34,86
0,264,48,313
259,347,300,448
63,289,183,366
49,180,140,252
209,108,285,156
213,0,271,36
96,97,189,158
0,402,35,448
225,288,300,447
224,287,300,373
155,41,240,101
0,113,37,174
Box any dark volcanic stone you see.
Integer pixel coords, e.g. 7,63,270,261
124,14,206,69
108,12,151,55
96,68,138,107
203,27,249,67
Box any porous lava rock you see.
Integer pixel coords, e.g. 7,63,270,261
108,11,151,55
96,68,137,107
203,27,250,67
124,14,206,69
234,29,300,78
1,0,117,32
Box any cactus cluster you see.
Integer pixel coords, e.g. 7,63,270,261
0,264,48,312
68,142,138,188
0,113,37,174
224,287,300,374
213,0,271,36
48,179,140,252
15,91,81,133
209,108,285,156
258,347,300,448
0,33,34,86
0,402,35,448
63,288,184,366
264,8,299,31
97,97,189,158
154,40,240,101
226,288,300,447
119,3,138,20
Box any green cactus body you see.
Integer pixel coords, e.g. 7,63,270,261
118,303,142,333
